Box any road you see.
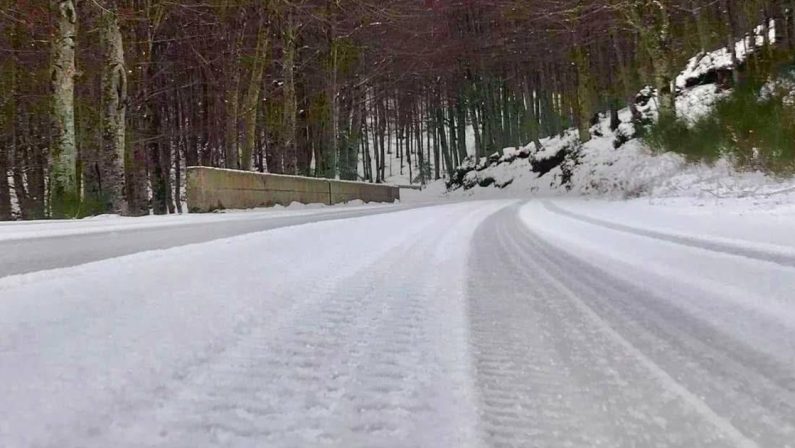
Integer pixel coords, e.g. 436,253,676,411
1,200,794,447
0,204,424,277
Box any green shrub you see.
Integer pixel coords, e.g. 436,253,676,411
642,79,795,174
643,112,725,162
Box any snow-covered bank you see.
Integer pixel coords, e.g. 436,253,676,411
413,20,794,208
430,108,795,208
546,198,795,249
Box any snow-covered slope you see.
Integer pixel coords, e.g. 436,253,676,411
439,103,795,205
430,22,795,207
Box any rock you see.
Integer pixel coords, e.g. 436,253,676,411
517,146,532,159
531,149,568,177
462,171,480,190
499,149,518,164
496,178,514,189
478,176,496,188
635,86,655,107
613,122,635,149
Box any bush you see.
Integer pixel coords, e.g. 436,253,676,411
643,112,725,162
642,80,795,174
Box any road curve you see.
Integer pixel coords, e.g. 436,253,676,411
468,203,795,447
1,200,794,447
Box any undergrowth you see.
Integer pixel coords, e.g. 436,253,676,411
643,68,795,174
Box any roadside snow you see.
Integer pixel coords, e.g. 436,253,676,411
0,201,398,242
545,198,795,253
520,199,795,354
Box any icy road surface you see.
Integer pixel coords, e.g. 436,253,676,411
1,200,794,447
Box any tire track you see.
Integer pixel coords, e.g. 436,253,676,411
466,204,787,447
80,202,497,448
543,200,795,269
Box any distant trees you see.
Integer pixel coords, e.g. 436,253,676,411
0,0,790,219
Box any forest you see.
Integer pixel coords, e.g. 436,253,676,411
0,0,792,219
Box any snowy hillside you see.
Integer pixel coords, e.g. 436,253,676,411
437,103,795,205
415,22,795,208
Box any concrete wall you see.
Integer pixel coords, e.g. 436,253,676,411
186,167,400,212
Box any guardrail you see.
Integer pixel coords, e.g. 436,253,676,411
186,167,400,212
396,184,423,191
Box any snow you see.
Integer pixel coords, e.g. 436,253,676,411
430,119,795,205
676,20,776,89
394,19,793,211
549,197,795,248
433,118,686,200
0,201,510,447
414,46,795,208
676,84,729,124
475,201,795,446
3,195,795,445
519,200,795,357
0,201,398,242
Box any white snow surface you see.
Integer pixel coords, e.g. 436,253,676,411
2,198,795,446
435,110,795,206
0,201,507,447
548,197,795,248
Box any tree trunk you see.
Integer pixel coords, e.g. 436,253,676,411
723,0,741,85
241,14,269,172
378,97,387,182
282,10,298,175
436,102,453,179
0,132,9,219
224,15,245,170
50,0,79,217
415,104,425,184
573,45,594,142
0,17,15,220
456,100,467,160
321,0,339,179
406,108,413,183
149,104,167,215
361,100,373,181
99,0,127,214
470,105,482,162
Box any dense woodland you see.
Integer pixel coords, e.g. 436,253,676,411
0,0,793,219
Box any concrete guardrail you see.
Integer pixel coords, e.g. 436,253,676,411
186,167,400,212
396,184,423,191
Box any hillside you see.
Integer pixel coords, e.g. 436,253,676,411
412,21,795,209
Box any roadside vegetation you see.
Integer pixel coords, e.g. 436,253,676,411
644,58,795,175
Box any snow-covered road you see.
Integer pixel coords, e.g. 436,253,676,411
1,200,794,447
0,203,419,276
